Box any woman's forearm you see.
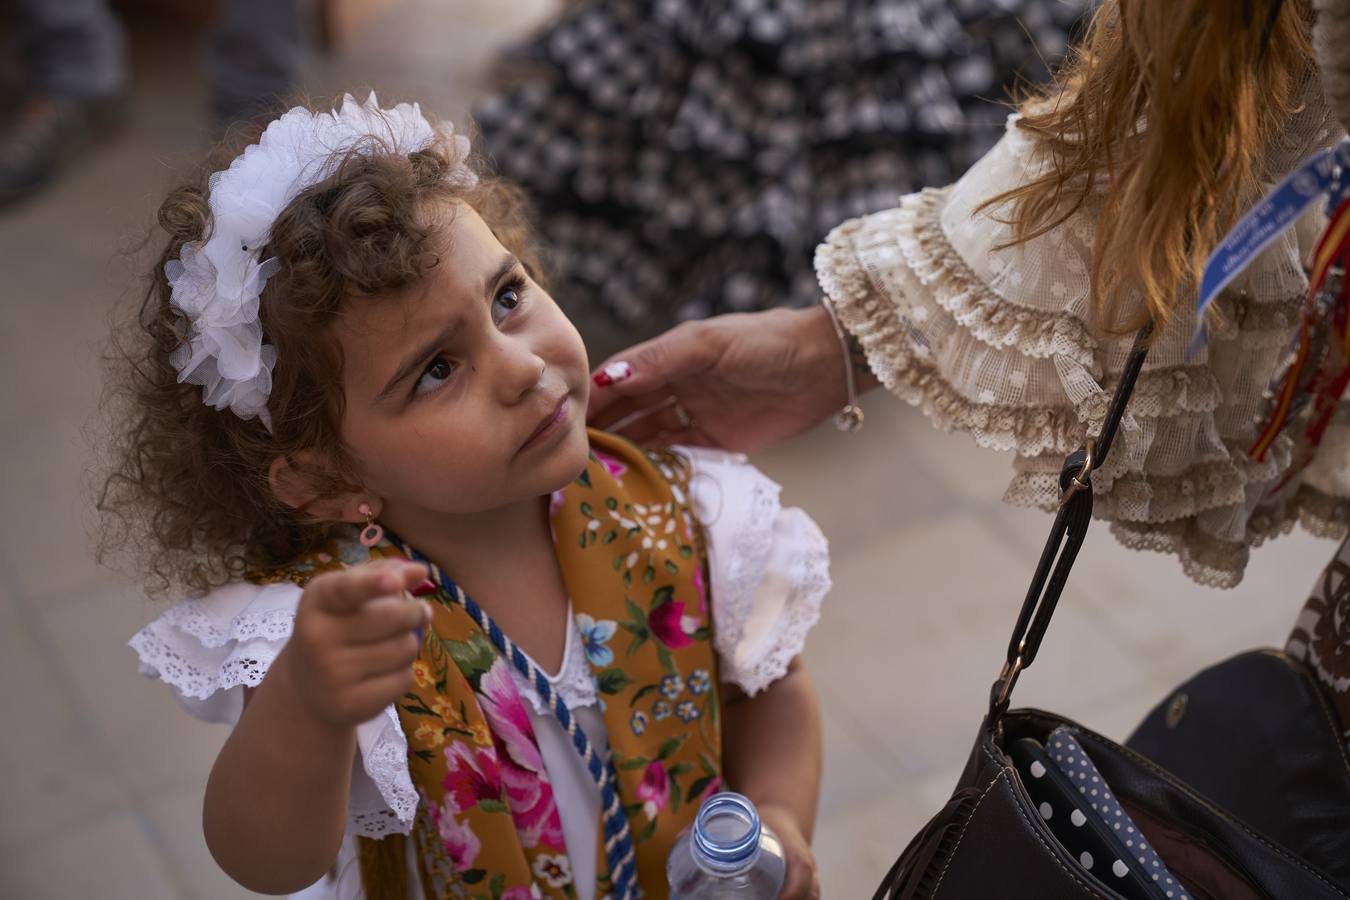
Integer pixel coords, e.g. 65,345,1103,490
721,658,822,840
203,646,358,894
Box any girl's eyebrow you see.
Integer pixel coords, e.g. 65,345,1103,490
482,253,518,297
376,319,460,403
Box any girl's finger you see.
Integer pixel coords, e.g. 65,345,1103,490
350,631,423,679
770,834,816,900
782,862,808,900
310,559,427,615
342,668,418,720
342,595,433,645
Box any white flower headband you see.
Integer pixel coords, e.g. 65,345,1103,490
166,93,478,431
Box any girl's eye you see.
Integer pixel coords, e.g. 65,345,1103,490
414,356,455,396
492,280,525,326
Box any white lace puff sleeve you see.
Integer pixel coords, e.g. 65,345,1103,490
815,112,1349,588
680,447,831,697
128,581,417,838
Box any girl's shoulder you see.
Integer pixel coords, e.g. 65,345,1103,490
127,538,381,716
673,446,831,697
128,548,418,838
128,578,304,723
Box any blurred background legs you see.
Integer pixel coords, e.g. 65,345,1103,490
0,0,129,204
202,0,303,129
0,0,305,207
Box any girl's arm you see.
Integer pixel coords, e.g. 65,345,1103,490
204,651,359,893
721,656,823,900
202,560,431,894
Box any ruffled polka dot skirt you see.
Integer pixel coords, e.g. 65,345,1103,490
475,0,1088,329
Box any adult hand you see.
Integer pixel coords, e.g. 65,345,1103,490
588,306,869,453
759,804,821,900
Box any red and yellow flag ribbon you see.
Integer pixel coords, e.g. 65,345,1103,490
1249,199,1350,462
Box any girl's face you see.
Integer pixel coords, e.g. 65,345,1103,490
331,204,591,524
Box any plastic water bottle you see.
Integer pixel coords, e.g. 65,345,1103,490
667,792,787,899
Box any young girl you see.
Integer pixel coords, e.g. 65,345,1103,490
102,94,827,900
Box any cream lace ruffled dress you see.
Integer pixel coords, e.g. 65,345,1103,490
816,113,1350,587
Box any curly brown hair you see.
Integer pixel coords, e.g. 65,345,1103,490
98,100,544,597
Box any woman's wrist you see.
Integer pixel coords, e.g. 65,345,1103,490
800,304,877,387
804,301,878,433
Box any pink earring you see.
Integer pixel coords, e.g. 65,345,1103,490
358,502,384,547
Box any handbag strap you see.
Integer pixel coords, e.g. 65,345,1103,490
988,322,1154,725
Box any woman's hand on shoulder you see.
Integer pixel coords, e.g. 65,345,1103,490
759,803,820,900
587,306,862,454
277,558,432,729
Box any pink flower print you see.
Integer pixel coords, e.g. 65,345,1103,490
593,449,628,481
501,886,544,900
691,565,708,618
500,752,565,849
548,489,566,518
442,742,503,814
435,800,482,872
698,776,723,802
649,600,695,649
637,761,670,820
478,660,546,773
478,660,565,850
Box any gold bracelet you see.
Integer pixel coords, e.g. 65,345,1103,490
819,296,864,432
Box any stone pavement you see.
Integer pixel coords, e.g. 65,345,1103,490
0,3,1335,896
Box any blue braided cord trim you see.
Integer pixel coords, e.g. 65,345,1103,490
391,539,639,900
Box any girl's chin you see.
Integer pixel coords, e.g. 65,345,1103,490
546,425,594,485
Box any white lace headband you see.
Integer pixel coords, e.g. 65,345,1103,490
166,93,478,431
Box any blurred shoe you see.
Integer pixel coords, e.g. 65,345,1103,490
0,90,129,206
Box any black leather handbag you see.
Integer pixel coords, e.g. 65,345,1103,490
874,326,1350,900
1126,648,1350,890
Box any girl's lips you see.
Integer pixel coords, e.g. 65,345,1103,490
519,395,570,453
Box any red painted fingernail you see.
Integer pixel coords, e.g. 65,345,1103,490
593,361,633,387
411,579,437,598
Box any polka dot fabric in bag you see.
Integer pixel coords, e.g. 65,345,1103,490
1046,728,1192,900
1009,729,1189,900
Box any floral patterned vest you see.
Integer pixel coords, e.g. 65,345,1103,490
258,432,722,899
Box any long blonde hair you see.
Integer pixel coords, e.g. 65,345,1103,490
989,0,1316,333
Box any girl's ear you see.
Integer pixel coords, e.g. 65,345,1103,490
268,452,374,524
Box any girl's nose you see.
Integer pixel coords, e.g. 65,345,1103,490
494,335,548,403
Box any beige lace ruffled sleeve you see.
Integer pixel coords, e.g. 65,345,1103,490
815,115,1350,588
